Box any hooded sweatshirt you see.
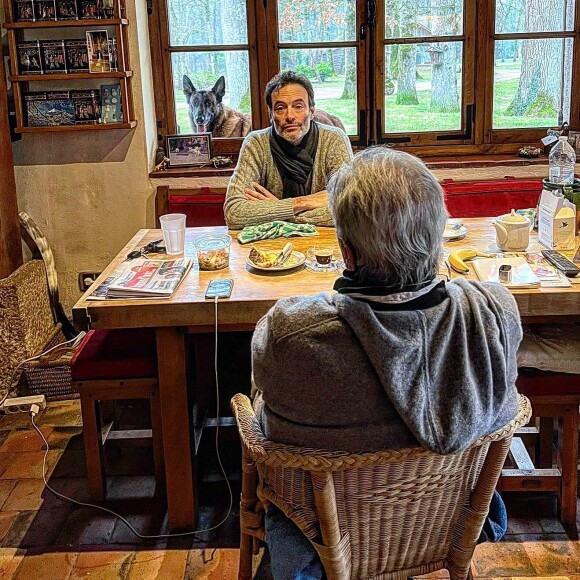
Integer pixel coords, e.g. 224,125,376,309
252,278,522,455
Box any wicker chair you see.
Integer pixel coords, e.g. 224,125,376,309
232,393,532,580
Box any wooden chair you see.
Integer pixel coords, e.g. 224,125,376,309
70,328,165,501
231,393,531,580
499,371,580,528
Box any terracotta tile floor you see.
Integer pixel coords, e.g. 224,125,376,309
0,399,577,579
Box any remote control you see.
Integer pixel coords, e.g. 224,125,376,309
541,250,580,277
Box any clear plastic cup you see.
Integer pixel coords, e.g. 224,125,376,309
159,213,186,255
194,234,232,270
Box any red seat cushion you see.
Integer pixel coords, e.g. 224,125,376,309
517,369,580,397
71,329,157,380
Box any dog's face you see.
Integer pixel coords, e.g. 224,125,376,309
183,75,226,133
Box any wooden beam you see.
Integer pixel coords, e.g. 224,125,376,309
0,37,22,277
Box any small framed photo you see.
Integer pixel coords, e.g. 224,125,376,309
86,30,111,73
166,133,212,167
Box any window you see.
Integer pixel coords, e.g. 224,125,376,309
489,0,576,145
149,0,580,155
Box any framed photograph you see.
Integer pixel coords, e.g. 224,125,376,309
86,30,111,73
166,133,212,167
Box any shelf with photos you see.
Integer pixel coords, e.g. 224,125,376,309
2,0,136,132
3,18,128,28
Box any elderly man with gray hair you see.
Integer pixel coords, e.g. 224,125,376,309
252,147,523,579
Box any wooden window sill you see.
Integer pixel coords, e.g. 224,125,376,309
149,154,548,179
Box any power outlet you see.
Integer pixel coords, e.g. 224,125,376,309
1,394,46,414
78,271,102,292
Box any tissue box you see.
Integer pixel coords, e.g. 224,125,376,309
538,189,576,250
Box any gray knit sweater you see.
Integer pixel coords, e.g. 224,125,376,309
252,278,522,454
224,124,353,229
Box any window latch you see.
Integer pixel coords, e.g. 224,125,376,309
360,23,367,39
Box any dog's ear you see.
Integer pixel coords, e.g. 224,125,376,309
212,76,226,103
183,75,196,102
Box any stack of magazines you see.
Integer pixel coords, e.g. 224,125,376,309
89,258,192,300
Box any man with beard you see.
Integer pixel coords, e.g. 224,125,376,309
224,71,353,229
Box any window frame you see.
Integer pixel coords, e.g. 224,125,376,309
374,0,477,147
147,0,580,159
480,0,580,148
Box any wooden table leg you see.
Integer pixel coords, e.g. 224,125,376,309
156,327,196,529
560,405,579,527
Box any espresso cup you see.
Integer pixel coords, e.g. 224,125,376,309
308,246,334,266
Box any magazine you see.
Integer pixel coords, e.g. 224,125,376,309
89,258,192,300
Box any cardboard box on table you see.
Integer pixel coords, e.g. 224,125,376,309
538,189,576,250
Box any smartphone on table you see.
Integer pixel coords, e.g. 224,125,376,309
205,279,234,299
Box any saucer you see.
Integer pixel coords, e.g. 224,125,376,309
306,260,344,273
443,225,468,242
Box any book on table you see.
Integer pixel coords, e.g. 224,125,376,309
88,258,192,300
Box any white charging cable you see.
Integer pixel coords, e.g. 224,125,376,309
30,296,233,539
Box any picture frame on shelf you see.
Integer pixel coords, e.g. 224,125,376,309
17,41,43,75
40,40,67,74
56,0,78,19
166,133,212,167
86,30,111,73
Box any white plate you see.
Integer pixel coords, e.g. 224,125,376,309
247,250,306,271
443,225,468,242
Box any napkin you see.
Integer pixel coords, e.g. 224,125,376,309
237,221,319,244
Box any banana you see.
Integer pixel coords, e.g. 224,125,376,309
448,248,492,274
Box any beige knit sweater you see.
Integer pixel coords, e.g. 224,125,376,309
224,124,353,229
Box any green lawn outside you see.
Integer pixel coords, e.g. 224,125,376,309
173,70,557,136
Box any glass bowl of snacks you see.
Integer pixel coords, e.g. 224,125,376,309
194,234,232,270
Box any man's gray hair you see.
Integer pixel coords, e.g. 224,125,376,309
328,147,447,287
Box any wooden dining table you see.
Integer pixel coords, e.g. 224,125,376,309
72,218,580,529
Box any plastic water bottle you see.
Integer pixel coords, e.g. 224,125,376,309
549,136,576,185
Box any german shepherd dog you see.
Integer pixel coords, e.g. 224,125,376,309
183,75,251,137
183,75,347,137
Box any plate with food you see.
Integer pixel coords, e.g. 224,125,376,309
443,221,468,242
247,243,306,272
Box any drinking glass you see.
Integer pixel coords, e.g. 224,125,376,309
159,213,186,255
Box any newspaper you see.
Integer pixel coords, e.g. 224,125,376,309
88,258,192,300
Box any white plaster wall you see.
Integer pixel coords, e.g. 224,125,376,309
8,0,158,311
